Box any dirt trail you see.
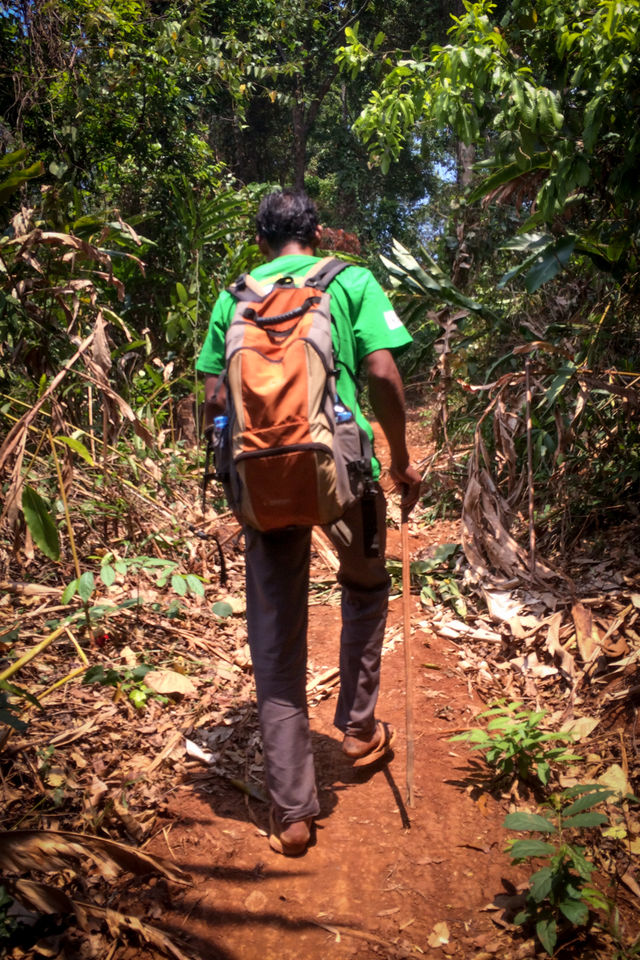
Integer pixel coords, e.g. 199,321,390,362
152,586,517,960
145,424,524,960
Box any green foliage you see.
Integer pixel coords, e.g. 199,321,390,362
451,701,581,785
0,886,16,940
504,784,621,954
211,600,234,618
21,486,60,561
0,150,44,205
342,0,640,285
388,543,466,617
0,679,43,733
62,555,204,617
98,553,205,598
82,663,167,710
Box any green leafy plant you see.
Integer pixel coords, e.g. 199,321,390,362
0,885,16,941
62,554,205,616
505,784,619,954
82,664,168,711
97,553,205,599
388,543,466,616
0,678,43,732
450,701,581,785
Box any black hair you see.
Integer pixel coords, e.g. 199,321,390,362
255,190,319,252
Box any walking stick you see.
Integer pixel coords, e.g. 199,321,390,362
401,504,415,808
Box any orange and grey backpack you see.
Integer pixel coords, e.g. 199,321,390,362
206,257,373,532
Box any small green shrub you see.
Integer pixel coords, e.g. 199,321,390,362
388,543,466,616
82,663,168,710
505,784,618,954
450,700,581,786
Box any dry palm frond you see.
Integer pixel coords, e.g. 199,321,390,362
5,878,193,960
0,829,188,884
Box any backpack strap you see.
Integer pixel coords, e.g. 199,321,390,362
228,258,351,302
228,273,270,303
303,256,351,292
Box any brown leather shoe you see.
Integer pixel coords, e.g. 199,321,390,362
342,720,396,767
268,808,313,856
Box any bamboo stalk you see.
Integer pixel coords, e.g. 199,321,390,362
0,625,67,683
64,627,89,666
87,384,96,461
525,357,536,578
48,428,93,638
38,666,86,700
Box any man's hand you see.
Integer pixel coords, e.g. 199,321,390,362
390,462,422,514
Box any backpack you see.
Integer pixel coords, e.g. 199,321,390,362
207,257,373,532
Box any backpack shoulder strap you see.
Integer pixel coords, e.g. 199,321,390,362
303,257,352,292
227,273,270,303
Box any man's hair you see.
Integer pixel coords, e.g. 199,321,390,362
255,190,319,252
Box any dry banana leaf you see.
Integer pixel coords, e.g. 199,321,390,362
0,830,188,884
6,880,192,960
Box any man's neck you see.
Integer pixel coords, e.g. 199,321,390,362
267,241,316,261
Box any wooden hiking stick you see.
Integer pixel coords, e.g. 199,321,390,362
401,506,415,808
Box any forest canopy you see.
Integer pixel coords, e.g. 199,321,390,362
1,0,639,557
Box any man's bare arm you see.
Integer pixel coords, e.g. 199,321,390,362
365,349,421,513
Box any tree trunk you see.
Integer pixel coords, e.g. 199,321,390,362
291,102,307,191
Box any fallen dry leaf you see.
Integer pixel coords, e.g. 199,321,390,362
560,715,600,741
571,602,601,661
545,612,576,684
427,920,450,948
144,669,197,697
597,763,632,798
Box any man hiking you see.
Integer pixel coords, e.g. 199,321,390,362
197,189,421,856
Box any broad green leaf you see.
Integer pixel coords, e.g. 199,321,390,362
568,844,595,880
83,665,106,684
22,486,60,560
55,435,95,466
0,709,27,731
0,678,42,710
563,789,614,815
558,899,589,925
100,564,116,587
212,600,234,618
77,572,95,603
529,866,553,902
562,812,608,829
176,282,189,304
186,574,205,597
0,148,28,170
536,916,557,955
0,160,44,203
468,155,551,204
128,688,147,710
525,237,575,292
537,760,550,785
62,579,78,604
545,363,577,406
509,838,556,859
131,664,151,680
171,574,187,596
504,812,555,832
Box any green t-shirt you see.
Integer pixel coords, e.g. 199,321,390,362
196,254,412,474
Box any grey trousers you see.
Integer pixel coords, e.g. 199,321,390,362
244,488,390,825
